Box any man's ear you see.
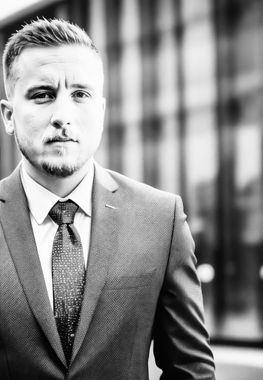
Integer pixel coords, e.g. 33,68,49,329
0,99,14,135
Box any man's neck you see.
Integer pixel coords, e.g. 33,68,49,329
22,159,93,198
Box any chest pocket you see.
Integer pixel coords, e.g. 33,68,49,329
104,270,156,289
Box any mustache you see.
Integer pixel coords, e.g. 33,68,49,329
43,131,78,144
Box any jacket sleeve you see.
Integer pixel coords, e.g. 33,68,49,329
152,195,216,379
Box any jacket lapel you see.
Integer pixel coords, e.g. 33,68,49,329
0,166,66,366
71,163,120,362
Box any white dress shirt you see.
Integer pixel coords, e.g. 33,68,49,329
20,161,94,310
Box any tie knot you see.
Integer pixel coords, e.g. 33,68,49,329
49,200,78,225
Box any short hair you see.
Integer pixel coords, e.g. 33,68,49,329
3,18,100,98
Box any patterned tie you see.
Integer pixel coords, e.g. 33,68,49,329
49,200,86,365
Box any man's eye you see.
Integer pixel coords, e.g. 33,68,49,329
72,91,91,102
32,92,54,103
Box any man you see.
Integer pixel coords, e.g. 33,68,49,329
0,18,215,379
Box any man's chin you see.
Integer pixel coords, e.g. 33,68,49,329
41,162,79,178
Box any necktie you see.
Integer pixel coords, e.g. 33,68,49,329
49,200,86,365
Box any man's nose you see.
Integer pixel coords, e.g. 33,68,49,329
50,95,73,128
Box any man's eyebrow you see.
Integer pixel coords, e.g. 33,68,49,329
70,83,94,91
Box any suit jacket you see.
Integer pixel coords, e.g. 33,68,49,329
0,163,215,380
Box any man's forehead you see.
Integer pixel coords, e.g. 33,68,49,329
13,45,103,85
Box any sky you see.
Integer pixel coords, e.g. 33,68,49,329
0,0,42,21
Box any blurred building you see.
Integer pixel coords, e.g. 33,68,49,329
0,0,263,346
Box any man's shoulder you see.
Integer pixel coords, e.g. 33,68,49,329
0,166,21,200
106,168,180,210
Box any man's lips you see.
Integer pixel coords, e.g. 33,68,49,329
46,137,77,143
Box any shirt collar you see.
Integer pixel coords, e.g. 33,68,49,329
21,160,94,225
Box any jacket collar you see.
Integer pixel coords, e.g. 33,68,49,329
0,161,119,203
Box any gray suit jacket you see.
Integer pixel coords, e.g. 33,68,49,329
0,163,215,379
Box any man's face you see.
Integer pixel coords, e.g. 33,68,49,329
1,45,105,178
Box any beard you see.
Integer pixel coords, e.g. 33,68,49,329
16,136,83,178
40,161,77,178
21,148,79,177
